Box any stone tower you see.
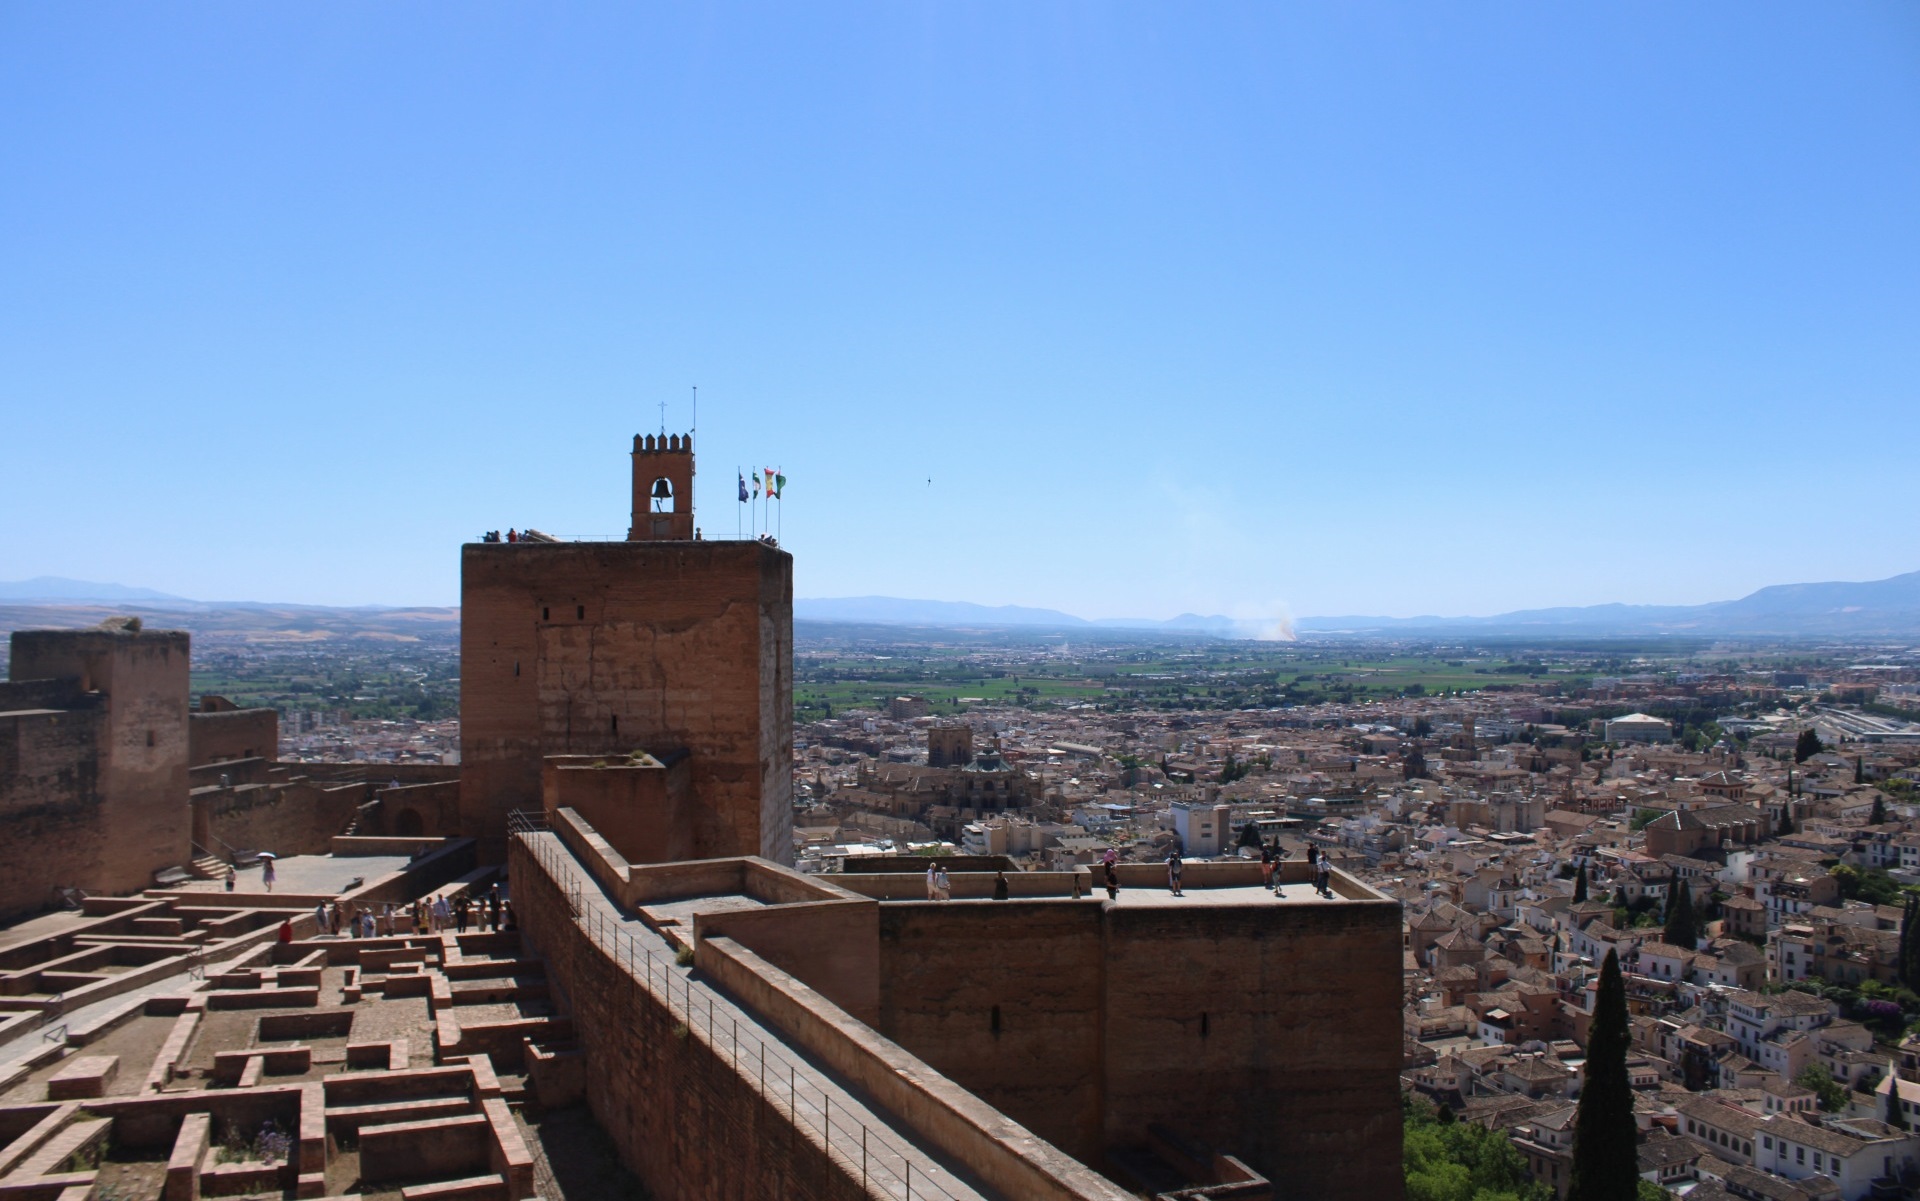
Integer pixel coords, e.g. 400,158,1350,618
629,433,694,541
462,433,793,864
928,723,973,768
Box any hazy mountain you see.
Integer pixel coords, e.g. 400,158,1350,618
1300,570,1920,637
0,577,191,602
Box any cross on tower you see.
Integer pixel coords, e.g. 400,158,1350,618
658,399,667,436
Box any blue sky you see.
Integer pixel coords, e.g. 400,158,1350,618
3,3,1916,620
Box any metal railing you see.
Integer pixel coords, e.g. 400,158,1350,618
507,813,967,1201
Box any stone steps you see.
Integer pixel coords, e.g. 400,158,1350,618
188,857,228,880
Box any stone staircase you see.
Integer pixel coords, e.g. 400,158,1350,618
188,855,228,880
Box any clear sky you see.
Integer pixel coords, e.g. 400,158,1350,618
4,4,1916,620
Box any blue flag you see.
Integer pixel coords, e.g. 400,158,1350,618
738,471,748,503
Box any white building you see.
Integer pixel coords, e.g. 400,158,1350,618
1170,802,1231,857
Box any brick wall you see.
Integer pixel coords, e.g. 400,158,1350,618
189,708,280,766
3,629,192,917
1100,899,1405,1201
509,838,866,1201
875,892,1405,1201
192,780,359,858
876,901,1108,1163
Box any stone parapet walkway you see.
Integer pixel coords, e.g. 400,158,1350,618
516,830,992,1201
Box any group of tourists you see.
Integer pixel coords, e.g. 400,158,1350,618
1258,841,1335,896
479,529,521,542
302,884,511,940
924,863,952,900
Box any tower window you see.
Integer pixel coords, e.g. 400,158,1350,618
1200,1012,1210,1038
990,1005,1001,1035
146,730,155,748
514,661,520,677
577,605,585,620
542,607,550,621
611,715,618,734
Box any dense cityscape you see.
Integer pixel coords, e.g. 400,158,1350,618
82,613,1920,1199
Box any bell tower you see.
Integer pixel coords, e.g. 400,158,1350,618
628,433,695,541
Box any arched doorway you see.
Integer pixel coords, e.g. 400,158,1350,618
393,808,425,837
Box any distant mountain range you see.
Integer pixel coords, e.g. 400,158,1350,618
799,570,1920,638
0,576,189,603
7,570,1920,640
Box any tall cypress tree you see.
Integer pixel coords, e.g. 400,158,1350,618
1573,866,1588,903
1901,895,1920,992
1665,883,1697,950
1569,949,1638,1201
1887,1066,1909,1131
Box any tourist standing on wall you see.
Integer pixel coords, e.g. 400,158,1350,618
433,895,451,932
488,885,502,931
1166,851,1183,896
261,857,276,892
993,871,1010,900
933,864,951,901
314,903,329,935
926,863,939,900
1260,844,1275,890
1104,861,1119,900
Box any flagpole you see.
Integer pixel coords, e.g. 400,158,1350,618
736,466,742,541
777,465,783,544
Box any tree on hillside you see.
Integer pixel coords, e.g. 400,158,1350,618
1569,949,1638,1201
1901,894,1920,992
1795,1064,1848,1113
1796,728,1825,763
1404,743,1428,781
1857,757,1867,786
1573,867,1588,904
1887,1068,1909,1131
1664,884,1697,950
1778,811,1794,838
1871,794,1887,826
1237,821,1263,850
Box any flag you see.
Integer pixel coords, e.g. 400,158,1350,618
764,468,778,499
775,469,787,497
737,471,748,504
